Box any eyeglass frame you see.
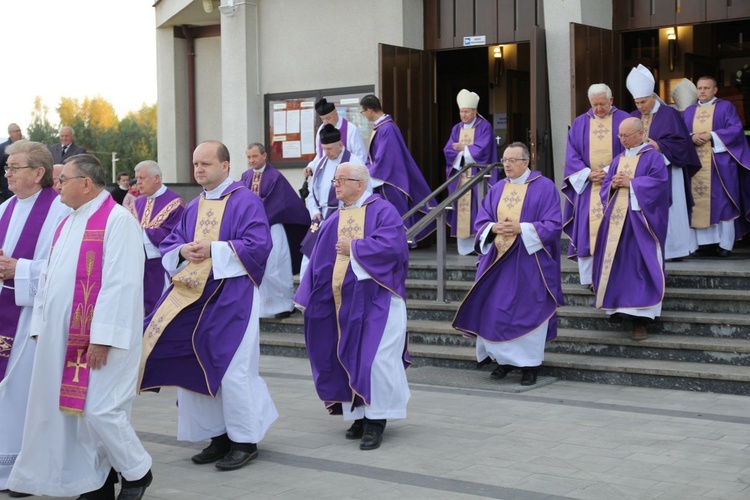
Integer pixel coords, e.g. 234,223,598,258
617,130,641,139
57,175,88,185
4,165,39,174
330,177,362,185
500,157,528,165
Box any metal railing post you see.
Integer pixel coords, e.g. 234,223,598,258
437,210,447,303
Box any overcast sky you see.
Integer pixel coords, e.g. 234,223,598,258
1,1,157,136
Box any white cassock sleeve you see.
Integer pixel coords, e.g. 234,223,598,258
210,241,247,279
13,257,43,307
568,168,591,195
520,222,543,254
142,230,161,259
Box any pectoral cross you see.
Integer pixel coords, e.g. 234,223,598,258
67,348,88,383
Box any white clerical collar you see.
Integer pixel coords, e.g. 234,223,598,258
148,184,167,199
625,142,648,157
698,97,718,107
650,99,662,114
462,117,477,128
509,168,531,184
374,114,388,126
341,189,373,209
252,164,266,174
16,187,43,204
204,177,233,200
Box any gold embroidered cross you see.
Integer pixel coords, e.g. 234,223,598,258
593,123,608,141
67,348,88,383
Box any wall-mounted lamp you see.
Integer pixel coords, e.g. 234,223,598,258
219,0,238,16
667,27,678,71
493,45,504,86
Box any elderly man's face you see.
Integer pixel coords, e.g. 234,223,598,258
501,147,529,180
589,93,613,118
193,142,229,191
634,95,656,116
8,125,22,142
618,120,644,149
58,162,90,209
59,128,74,146
320,110,339,126
5,153,45,199
135,170,161,197
322,142,343,160
333,165,365,206
52,164,64,193
459,108,477,124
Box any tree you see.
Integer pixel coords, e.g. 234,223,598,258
26,97,57,145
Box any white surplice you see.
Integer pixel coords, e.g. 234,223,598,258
0,191,69,490
162,178,278,444
258,223,294,317
8,191,152,496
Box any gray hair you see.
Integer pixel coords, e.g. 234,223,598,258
134,160,162,177
5,140,54,188
506,141,530,160
59,125,75,136
340,162,370,186
66,154,106,187
588,83,613,100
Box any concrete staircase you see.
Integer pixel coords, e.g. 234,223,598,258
260,245,750,395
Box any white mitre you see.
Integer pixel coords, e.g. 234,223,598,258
456,89,479,109
671,78,698,112
626,64,655,99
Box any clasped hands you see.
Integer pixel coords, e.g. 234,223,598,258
587,169,607,183
492,218,521,236
180,240,212,264
610,171,631,189
336,236,352,256
0,249,18,280
692,131,711,146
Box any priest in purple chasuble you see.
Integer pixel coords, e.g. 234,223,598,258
359,94,437,245
453,142,563,387
683,76,750,256
130,160,186,316
9,154,153,499
627,64,701,260
592,118,670,342
563,83,630,285
241,143,310,318
0,141,69,491
443,89,501,255
294,162,410,452
140,141,278,472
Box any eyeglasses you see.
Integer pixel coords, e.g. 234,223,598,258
500,158,527,165
617,131,640,139
331,178,361,185
4,165,37,174
58,175,88,185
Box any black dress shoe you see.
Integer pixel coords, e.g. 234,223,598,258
476,357,493,369
717,248,731,258
520,369,538,386
274,309,294,319
490,365,513,379
359,430,382,450
117,470,153,500
8,491,32,498
77,468,118,500
191,435,231,464
345,419,364,439
215,448,259,471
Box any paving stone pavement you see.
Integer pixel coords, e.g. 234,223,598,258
12,356,750,499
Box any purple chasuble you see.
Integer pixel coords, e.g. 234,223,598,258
630,105,700,211
140,182,271,396
592,145,669,310
443,115,500,237
562,106,630,260
366,115,437,244
0,187,57,380
294,195,409,412
241,163,310,273
131,188,185,316
682,99,750,236
452,172,563,342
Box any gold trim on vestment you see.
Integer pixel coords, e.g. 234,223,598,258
332,208,366,315
250,171,262,195
691,105,715,229
493,183,528,261
456,128,476,239
595,155,639,309
587,115,614,253
138,195,229,394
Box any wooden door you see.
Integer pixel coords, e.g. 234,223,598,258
570,23,619,121
530,26,553,180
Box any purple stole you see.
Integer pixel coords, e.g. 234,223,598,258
302,149,351,256
52,195,116,415
317,119,349,157
0,187,57,381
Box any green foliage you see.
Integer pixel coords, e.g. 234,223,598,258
26,96,157,180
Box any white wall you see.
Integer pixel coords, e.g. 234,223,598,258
195,37,223,144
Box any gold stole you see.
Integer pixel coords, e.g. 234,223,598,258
641,113,652,140
250,171,262,195
456,127,476,238
332,208,366,319
139,195,229,391
588,115,614,253
691,105,715,228
137,197,184,229
595,155,639,308
493,182,528,261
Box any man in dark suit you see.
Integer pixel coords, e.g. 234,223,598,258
0,123,23,202
49,126,86,164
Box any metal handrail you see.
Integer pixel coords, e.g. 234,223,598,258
404,162,501,302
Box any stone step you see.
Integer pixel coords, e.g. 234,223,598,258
258,332,750,395
406,279,750,313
